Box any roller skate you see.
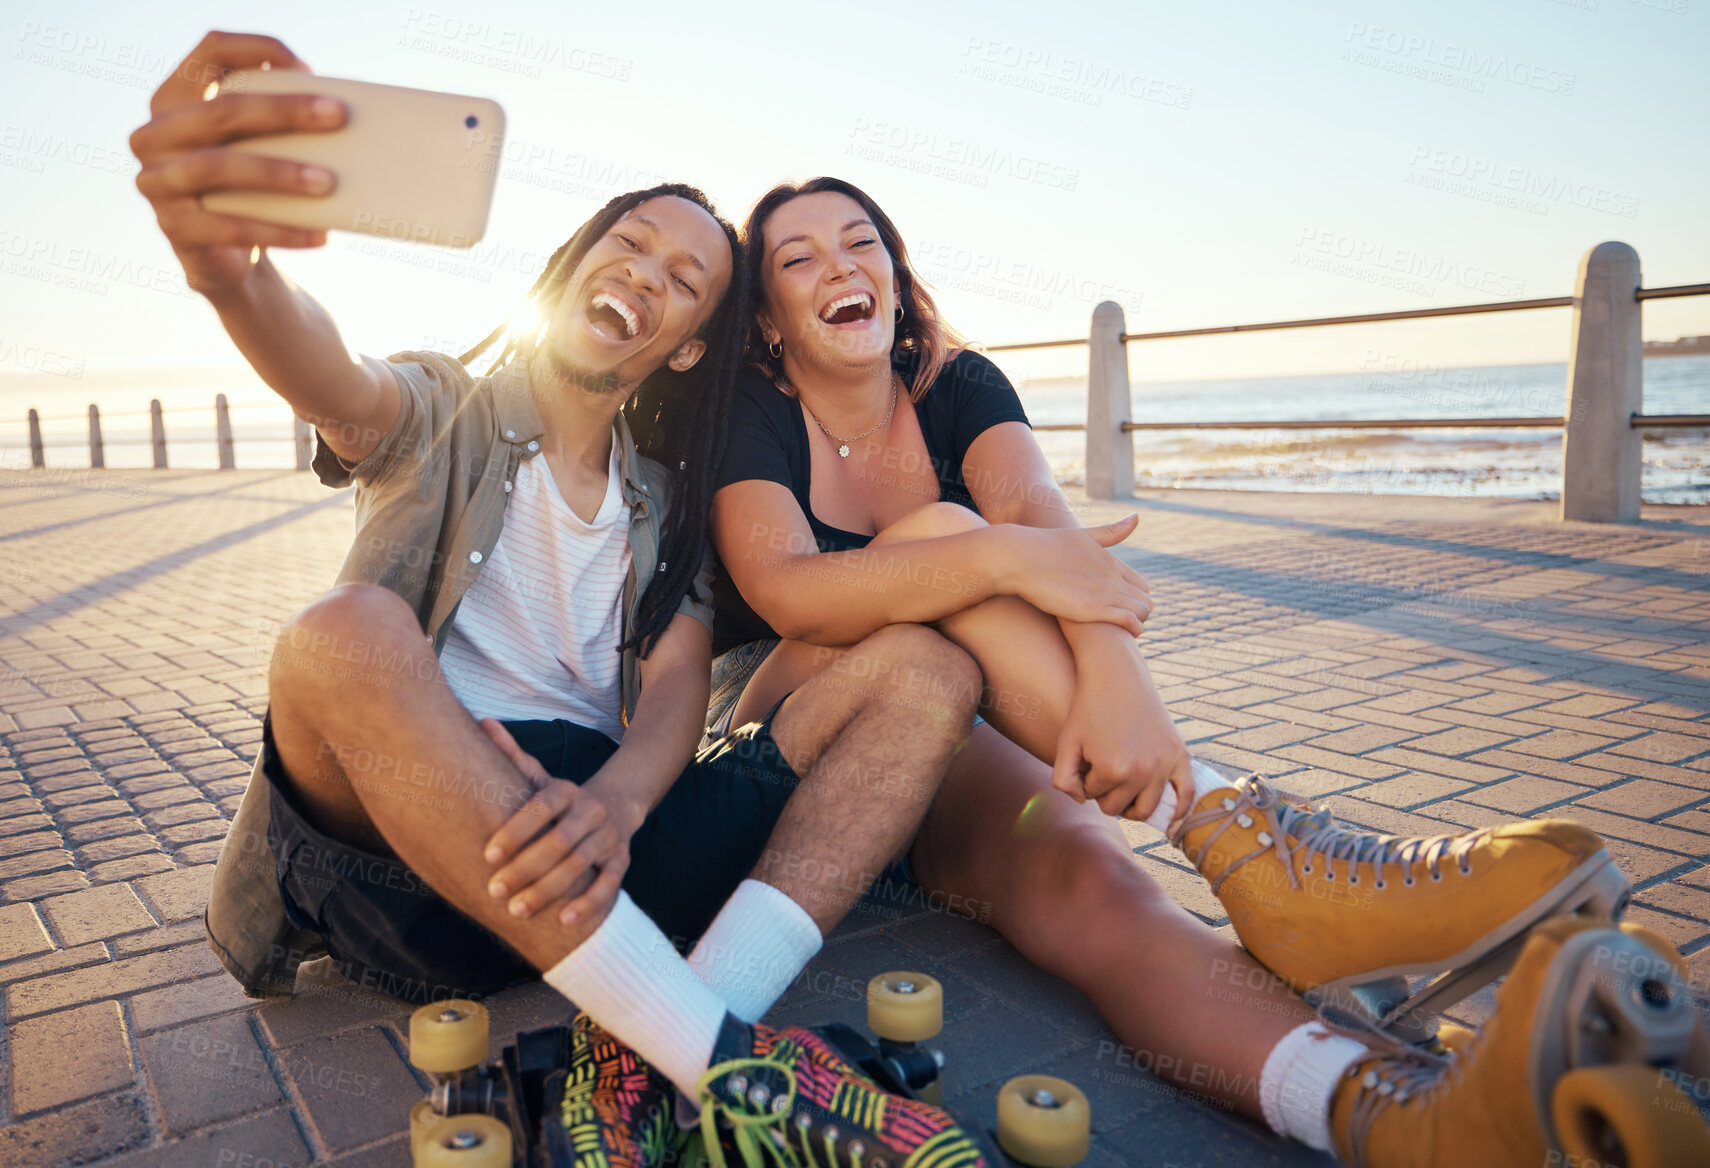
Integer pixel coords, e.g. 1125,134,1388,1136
403,972,1093,1167
1330,914,1710,1168
1169,768,1630,1043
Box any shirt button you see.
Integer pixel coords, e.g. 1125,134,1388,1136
503,429,516,440
503,481,513,493
468,551,483,564
526,440,539,452
640,483,649,492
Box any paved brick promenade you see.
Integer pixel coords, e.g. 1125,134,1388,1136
1,467,1707,1167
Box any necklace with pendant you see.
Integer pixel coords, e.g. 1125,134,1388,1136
799,375,900,458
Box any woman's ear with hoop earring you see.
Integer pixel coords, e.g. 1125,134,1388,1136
894,303,905,323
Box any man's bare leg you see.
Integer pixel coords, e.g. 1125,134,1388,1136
268,585,979,969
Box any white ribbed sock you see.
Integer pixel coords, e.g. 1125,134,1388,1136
688,879,824,1023
1257,1021,1368,1152
542,891,727,1098
1143,756,1239,832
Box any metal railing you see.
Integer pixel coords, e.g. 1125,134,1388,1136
1002,244,1705,522
6,243,1706,522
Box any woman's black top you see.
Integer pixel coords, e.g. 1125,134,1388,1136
710,349,1031,654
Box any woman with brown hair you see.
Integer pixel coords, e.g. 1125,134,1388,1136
702,177,1692,1166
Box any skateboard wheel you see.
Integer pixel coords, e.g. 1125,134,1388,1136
409,1000,490,1074
1552,1063,1710,1168
868,972,942,1043
996,1075,1090,1167
409,1100,440,1156
415,1113,511,1168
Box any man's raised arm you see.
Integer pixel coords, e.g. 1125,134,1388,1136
129,30,398,465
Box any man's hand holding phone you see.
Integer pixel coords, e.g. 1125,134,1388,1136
130,31,344,298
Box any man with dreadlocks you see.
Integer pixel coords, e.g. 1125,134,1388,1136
133,32,1010,1167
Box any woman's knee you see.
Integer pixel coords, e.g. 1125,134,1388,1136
871,501,988,546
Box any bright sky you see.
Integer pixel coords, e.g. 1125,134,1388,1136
2,0,1705,415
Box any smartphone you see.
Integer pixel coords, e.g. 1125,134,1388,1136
200,70,505,248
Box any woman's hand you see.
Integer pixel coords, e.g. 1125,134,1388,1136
130,31,346,298
996,517,1153,635
1050,638,1193,825
478,720,636,928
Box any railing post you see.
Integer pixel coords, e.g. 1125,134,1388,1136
1561,242,1642,522
88,404,104,469
215,393,235,469
28,409,44,468
293,414,313,471
150,399,168,468
1085,300,1133,500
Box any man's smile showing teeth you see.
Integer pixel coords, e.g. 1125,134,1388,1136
588,290,641,340
819,291,875,325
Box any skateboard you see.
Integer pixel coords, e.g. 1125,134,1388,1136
405,971,1091,1168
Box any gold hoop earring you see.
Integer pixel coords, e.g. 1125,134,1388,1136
768,340,783,359
895,304,905,323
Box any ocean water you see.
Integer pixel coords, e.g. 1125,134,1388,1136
1007,355,1709,504
4,356,1706,503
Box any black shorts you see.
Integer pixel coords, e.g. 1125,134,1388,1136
262,705,802,1003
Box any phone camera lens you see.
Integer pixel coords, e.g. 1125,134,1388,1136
465,115,478,128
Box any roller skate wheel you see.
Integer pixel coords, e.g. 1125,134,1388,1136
409,1100,440,1156
409,1000,489,1073
867,972,943,1043
1618,922,1689,976
1551,1064,1710,1168
415,1113,511,1168
996,1075,1090,1167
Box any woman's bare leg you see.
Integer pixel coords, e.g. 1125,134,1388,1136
910,725,1315,1120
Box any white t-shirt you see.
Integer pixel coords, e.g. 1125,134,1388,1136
438,440,632,741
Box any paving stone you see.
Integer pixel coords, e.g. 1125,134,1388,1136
0,1091,150,1167
143,1013,283,1134
1457,775,1589,815
1575,779,1706,820
0,847,78,881
258,981,413,1048
101,1108,311,1168
160,818,231,846
76,834,162,863
143,801,221,829
0,829,62,858
90,852,180,883
0,901,53,961
133,863,215,921
113,918,205,955
9,1000,135,1115
282,1026,421,1151
39,882,158,945
132,972,257,1033
0,940,109,982
66,814,148,843
8,940,222,1017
